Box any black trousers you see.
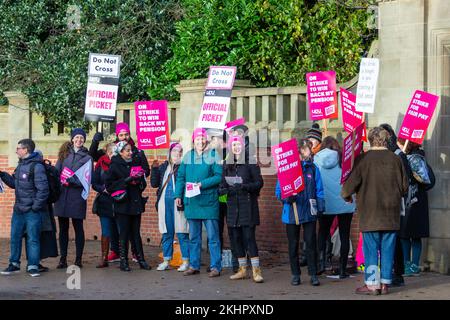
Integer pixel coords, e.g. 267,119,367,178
318,213,353,269
58,217,85,259
115,214,145,261
229,226,258,258
286,221,317,276
393,232,404,277
219,202,227,251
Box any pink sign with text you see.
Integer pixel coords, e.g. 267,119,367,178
306,70,338,120
398,90,439,145
340,122,364,184
60,167,74,186
341,88,367,142
135,100,170,150
272,139,304,199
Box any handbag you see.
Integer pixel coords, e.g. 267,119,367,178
111,190,127,203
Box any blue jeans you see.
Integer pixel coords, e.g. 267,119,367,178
188,219,222,272
162,191,189,260
363,231,397,286
10,210,42,271
400,238,422,266
99,216,115,238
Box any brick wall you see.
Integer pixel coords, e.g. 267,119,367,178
0,154,360,256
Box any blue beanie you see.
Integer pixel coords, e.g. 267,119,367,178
71,128,87,141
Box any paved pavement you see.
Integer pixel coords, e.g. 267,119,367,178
0,239,449,300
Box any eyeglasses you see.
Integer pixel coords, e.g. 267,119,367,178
16,147,25,151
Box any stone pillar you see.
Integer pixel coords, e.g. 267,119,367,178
4,91,30,167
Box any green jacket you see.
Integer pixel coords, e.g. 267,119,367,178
175,149,223,220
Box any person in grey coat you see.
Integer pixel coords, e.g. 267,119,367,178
53,128,93,269
0,139,49,277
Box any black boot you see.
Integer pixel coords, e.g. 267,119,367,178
74,257,83,268
339,256,350,279
136,242,151,270
57,256,67,269
317,250,326,275
119,240,131,272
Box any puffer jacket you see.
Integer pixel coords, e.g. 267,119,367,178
314,148,356,214
276,160,325,225
0,152,49,213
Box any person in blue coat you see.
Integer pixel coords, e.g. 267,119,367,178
314,136,356,278
276,138,325,286
175,128,223,277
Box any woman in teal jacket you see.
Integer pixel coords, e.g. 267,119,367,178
175,128,223,277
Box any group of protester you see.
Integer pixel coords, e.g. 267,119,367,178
0,120,435,295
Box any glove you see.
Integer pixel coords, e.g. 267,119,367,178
65,176,79,186
93,132,104,143
286,195,297,204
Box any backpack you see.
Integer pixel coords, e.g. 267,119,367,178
29,160,62,204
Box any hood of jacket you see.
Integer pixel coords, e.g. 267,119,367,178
18,151,43,165
314,148,339,170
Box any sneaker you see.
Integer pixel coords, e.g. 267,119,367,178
1,264,20,275
28,269,41,277
410,263,421,276
357,264,365,273
390,275,405,287
132,253,138,263
310,275,320,286
403,262,414,277
177,262,189,272
183,268,200,276
157,261,170,271
291,275,301,286
107,251,120,263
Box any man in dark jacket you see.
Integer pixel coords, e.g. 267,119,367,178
0,139,49,277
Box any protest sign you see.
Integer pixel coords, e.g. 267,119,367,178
84,82,118,122
306,70,338,121
272,139,304,199
341,88,367,141
84,53,121,122
60,167,75,186
398,90,439,145
135,100,170,149
88,53,121,78
340,122,365,184
197,95,231,130
206,66,237,90
355,58,379,113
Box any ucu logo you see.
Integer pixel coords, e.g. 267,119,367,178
401,127,410,134
311,109,322,115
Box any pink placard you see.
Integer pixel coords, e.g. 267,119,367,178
60,167,74,185
398,90,439,145
306,70,338,120
340,122,365,185
130,166,144,177
272,139,305,199
135,100,170,150
341,88,367,142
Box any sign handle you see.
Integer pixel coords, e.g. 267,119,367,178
97,121,102,133
292,202,300,225
351,130,356,168
402,139,409,153
323,119,328,137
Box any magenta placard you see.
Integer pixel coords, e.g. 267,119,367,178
135,100,170,150
341,88,367,142
306,70,338,120
398,90,439,145
340,122,365,185
272,139,305,199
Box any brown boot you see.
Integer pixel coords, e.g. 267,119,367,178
230,266,248,280
252,267,264,283
96,236,109,268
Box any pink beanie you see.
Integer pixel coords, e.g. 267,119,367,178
116,122,130,136
192,128,207,142
227,135,244,150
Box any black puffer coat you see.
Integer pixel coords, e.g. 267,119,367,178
92,157,114,218
105,155,148,216
219,158,263,227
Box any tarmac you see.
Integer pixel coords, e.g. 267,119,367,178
0,239,449,300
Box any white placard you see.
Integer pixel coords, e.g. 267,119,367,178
88,53,121,78
84,82,118,118
185,182,201,198
197,95,230,129
355,58,379,113
205,66,237,90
